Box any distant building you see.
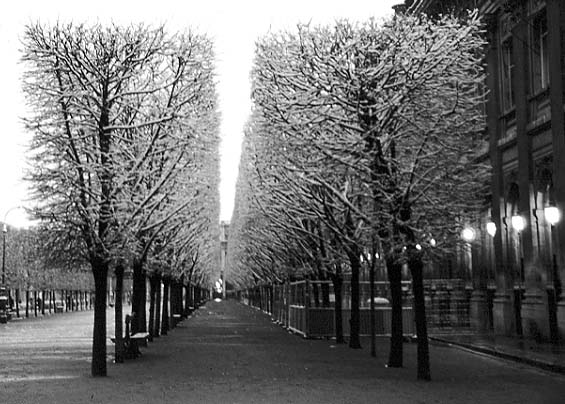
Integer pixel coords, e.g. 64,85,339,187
404,0,565,341
220,221,229,298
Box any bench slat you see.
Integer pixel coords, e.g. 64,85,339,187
130,332,149,339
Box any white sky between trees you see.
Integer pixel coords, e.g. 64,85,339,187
0,0,397,228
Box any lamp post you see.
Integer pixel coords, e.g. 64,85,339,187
2,223,6,285
510,214,526,336
0,223,8,323
486,221,497,237
486,220,497,284
462,227,476,281
511,215,526,286
545,207,561,295
1,206,24,324
545,206,561,342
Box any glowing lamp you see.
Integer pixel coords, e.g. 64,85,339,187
511,215,525,232
462,227,475,242
486,221,497,237
544,206,561,226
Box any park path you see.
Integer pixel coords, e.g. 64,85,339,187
1,299,565,403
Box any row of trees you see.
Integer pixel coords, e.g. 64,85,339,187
227,11,490,380
2,225,92,291
22,22,220,376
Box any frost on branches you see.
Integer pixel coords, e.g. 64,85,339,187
229,11,488,380
22,22,220,376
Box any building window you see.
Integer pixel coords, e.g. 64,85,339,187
500,38,515,112
530,12,549,94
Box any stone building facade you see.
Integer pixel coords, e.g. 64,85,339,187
403,0,565,341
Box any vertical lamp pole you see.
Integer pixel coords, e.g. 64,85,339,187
2,223,6,285
545,206,561,293
0,223,8,323
462,227,476,279
511,214,526,336
1,207,24,323
545,206,561,342
511,215,526,286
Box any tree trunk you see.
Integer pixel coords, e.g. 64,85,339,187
91,258,108,377
148,274,157,342
188,284,193,309
41,290,46,315
331,266,345,344
409,251,431,381
184,283,190,316
175,280,182,316
170,280,178,328
370,257,376,358
114,264,125,364
180,275,187,318
34,290,38,317
155,274,162,338
161,278,170,335
387,257,403,368
131,258,147,334
348,249,362,349
25,290,29,318
15,289,20,318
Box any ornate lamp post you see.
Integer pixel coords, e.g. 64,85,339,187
486,221,497,237
545,206,561,342
0,223,9,323
1,206,25,323
511,214,526,285
2,223,6,285
462,226,476,280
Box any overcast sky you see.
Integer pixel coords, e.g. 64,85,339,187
0,0,398,227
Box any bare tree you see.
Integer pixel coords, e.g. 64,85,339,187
22,22,219,376
237,10,488,380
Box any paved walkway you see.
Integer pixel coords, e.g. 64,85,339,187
1,300,565,403
431,332,565,374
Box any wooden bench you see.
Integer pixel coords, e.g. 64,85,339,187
172,313,182,327
54,303,64,313
130,332,149,347
109,314,150,358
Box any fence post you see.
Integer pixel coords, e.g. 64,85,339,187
304,280,310,337
286,282,291,329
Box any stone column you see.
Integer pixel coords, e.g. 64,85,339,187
547,0,565,339
512,6,549,340
485,12,515,335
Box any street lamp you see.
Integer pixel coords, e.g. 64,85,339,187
1,206,25,324
544,205,561,342
545,206,561,226
486,221,497,237
511,215,526,232
0,223,8,323
511,214,526,287
2,223,6,285
461,227,475,287
462,227,476,242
